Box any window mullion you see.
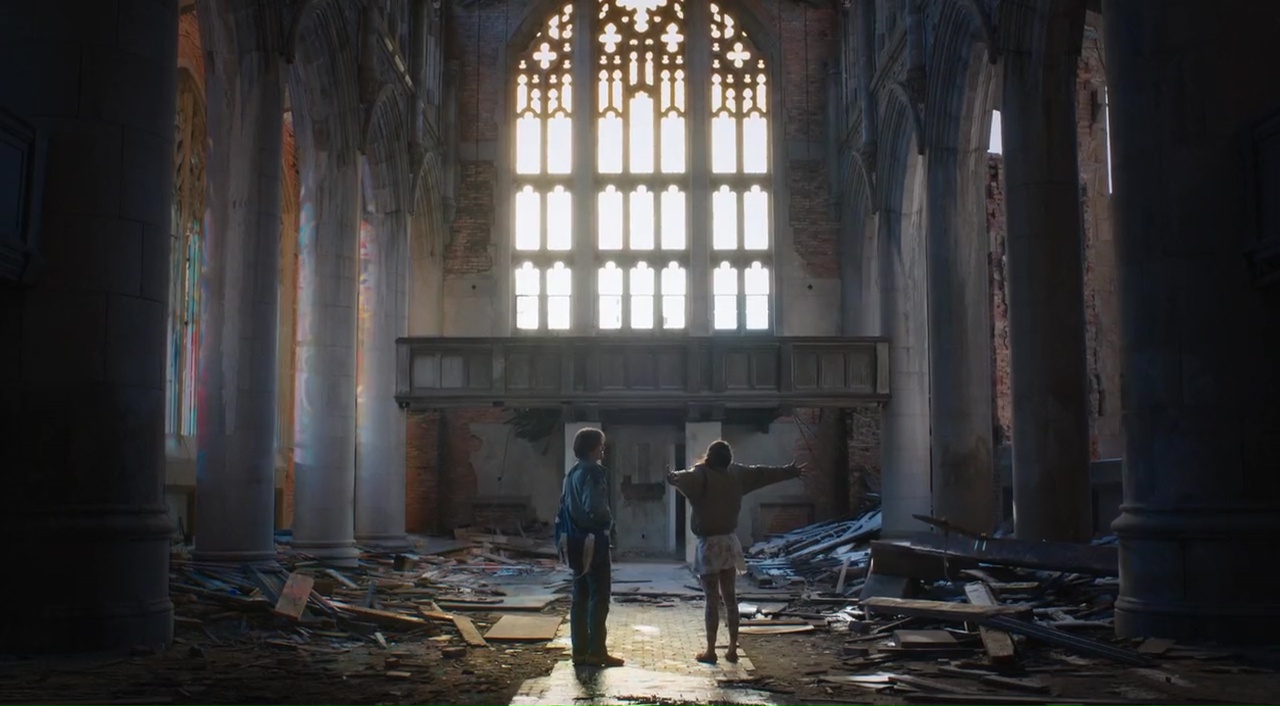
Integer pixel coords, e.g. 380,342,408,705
687,0,711,335
571,0,595,331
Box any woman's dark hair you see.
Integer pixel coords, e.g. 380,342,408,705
699,440,733,470
572,427,606,459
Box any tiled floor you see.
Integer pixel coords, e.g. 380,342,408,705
512,600,778,705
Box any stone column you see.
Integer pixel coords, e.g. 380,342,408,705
292,157,361,565
683,421,721,566
877,190,933,536
193,1,286,563
0,0,178,653
925,151,995,534
1001,4,1092,542
354,208,411,550
1104,0,1280,642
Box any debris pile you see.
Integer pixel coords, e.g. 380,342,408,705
730,510,1269,704
165,531,568,669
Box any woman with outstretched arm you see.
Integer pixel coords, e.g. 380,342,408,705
666,440,809,664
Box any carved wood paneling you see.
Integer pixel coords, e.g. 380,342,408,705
397,335,890,408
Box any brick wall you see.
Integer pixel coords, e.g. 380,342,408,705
405,407,507,533
846,406,881,512
985,18,1120,462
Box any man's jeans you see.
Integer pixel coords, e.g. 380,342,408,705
569,536,611,658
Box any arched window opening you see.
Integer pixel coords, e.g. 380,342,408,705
511,0,772,333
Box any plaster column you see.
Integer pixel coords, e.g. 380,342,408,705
925,150,995,534
0,0,177,652
193,1,286,563
292,154,361,565
1104,0,1280,642
354,207,411,550
683,421,721,566
1001,5,1092,542
877,190,933,537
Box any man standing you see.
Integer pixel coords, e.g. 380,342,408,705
556,427,625,668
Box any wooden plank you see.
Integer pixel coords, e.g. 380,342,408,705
328,600,432,630
862,597,1030,621
964,582,1017,663
893,629,958,647
888,673,972,694
438,594,558,611
273,572,315,620
483,615,563,641
452,614,490,647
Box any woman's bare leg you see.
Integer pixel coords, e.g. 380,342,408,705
697,573,721,663
717,569,740,662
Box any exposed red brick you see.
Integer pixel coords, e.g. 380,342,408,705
405,407,507,533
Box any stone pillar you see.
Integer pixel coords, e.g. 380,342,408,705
354,208,411,550
877,181,932,536
925,151,995,534
193,1,286,563
1104,0,1280,642
1001,4,1092,542
292,157,361,565
683,421,721,566
0,0,177,653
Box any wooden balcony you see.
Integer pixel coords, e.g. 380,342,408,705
395,336,890,410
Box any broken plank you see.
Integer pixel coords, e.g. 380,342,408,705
963,582,1017,663
888,673,972,694
483,614,563,642
325,568,360,590
1138,637,1176,655
452,614,489,648
273,572,315,620
982,615,1154,667
328,601,432,631
862,597,1031,622
979,675,1050,693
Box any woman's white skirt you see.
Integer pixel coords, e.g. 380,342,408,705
694,533,748,577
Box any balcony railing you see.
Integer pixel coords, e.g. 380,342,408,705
395,336,890,409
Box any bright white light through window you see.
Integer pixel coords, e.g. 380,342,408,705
511,0,772,332
547,263,572,330
744,262,769,330
515,262,541,330
988,109,1003,155
713,262,738,330
662,262,686,329
661,186,686,250
599,263,623,329
713,186,737,250
630,263,655,329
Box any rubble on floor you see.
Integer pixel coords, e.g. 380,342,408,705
0,531,571,705
719,508,1280,704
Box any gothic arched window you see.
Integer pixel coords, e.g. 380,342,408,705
512,0,773,333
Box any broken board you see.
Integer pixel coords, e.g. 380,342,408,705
738,624,815,635
452,614,489,647
437,594,558,612
483,615,563,642
862,596,1030,621
273,573,315,620
964,582,1017,663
